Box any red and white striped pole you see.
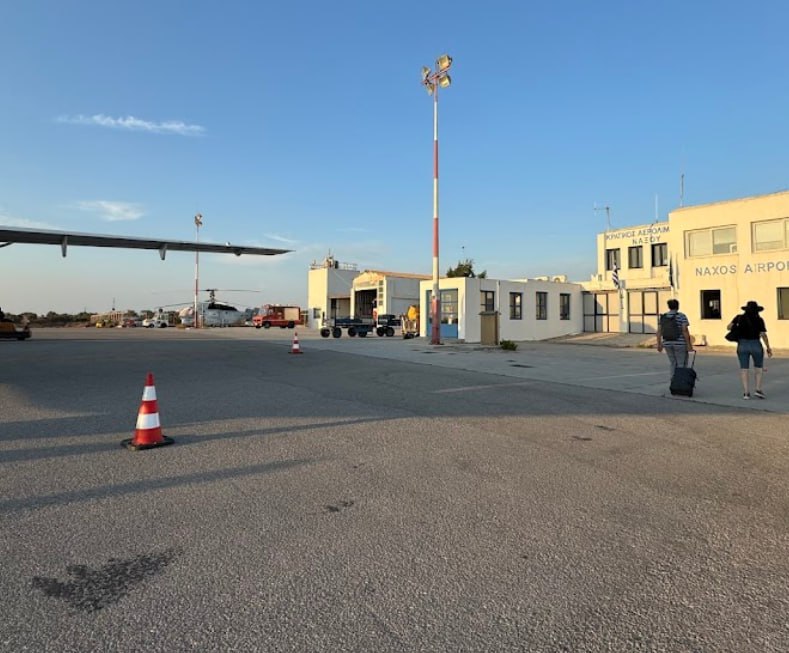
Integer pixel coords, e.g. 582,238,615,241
431,85,441,345
422,55,452,345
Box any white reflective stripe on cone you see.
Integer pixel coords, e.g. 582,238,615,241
136,412,161,430
141,386,157,401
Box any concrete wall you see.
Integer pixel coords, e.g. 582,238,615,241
588,222,672,292
419,277,583,343
307,266,359,328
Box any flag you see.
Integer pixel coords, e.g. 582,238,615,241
612,265,620,289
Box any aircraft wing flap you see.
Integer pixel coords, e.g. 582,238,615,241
0,227,290,257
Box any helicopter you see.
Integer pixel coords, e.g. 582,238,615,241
158,289,260,327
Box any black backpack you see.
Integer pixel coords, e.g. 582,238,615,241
659,313,681,341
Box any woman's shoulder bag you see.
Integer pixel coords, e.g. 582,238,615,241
725,315,741,342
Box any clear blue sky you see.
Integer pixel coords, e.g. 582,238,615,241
2,1,789,314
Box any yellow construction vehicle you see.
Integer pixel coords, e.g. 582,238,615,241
401,305,419,339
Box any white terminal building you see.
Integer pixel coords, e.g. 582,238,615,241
307,190,789,348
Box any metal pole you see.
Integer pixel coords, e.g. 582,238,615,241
194,214,201,328
431,85,441,345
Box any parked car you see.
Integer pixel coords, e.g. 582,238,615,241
122,318,142,327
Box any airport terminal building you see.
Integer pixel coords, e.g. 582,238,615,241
586,190,789,347
307,191,788,348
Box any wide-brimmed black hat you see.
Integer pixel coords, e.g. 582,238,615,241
741,301,764,312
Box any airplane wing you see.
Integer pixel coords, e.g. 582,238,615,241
0,226,291,259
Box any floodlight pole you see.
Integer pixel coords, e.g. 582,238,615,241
431,83,441,345
194,213,202,328
422,54,452,346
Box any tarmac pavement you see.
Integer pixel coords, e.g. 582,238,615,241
17,327,789,413
3,327,789,651
252,328,789,414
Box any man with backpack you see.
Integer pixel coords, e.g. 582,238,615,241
656,299,695,378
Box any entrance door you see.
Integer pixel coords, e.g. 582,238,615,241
628,290,659,334
583,292,609,332
426,289,459,338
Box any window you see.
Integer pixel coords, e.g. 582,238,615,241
536,292,547,320
560,293,571,320
312,308,321,319
481,290,495,312
700,290,721,319
605,248,620,271
509,292,522,320
778,287,789,319
753,218,789,252
686,226,737,257
440,290,458,325
651,243,668,267
628,246,643,269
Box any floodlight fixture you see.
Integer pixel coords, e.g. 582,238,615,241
439,74,451,89
436,54,452,71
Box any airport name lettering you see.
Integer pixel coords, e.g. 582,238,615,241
695,261,789,276
605,225,669,246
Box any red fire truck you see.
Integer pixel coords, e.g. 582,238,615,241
252,304,303,329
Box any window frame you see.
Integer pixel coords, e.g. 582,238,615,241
605,248,620,271
778,287,789,319
536,291,548,320
685,225,738,257
481,290,495,313
753,218,789,252
509,292,522,320
651,242,668,267
628,245,643,269
559,293,571,320
700,289,722,320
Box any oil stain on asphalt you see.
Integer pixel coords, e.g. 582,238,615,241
31,548,180,612
324,500,354,513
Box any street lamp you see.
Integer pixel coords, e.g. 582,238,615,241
194,213,202,328
421,53,452,345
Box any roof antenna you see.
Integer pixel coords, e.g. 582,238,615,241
680,173,685,207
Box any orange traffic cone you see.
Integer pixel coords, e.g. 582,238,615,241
121,373,175,450
290,331,303,354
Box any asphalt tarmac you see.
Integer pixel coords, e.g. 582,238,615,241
2,328,788,652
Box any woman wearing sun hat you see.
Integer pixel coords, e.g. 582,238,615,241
727,300,773,399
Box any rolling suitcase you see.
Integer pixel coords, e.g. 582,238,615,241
670,352,697,397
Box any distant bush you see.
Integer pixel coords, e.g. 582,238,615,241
500,339,518,351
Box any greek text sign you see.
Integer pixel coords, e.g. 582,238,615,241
605,225,669,246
